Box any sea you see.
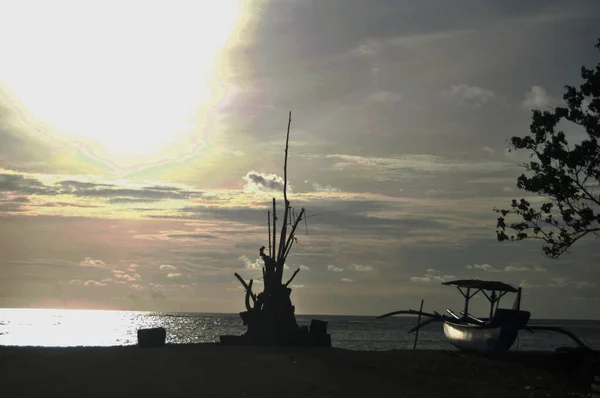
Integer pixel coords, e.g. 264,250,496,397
1,308,599,351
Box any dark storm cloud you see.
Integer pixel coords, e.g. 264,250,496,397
0,171,203,202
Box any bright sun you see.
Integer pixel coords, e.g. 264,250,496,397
0,1,242,157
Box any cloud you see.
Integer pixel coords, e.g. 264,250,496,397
304,180,341,193
549,277,596,289
352,264,374,272
520,277,595,289
0,171,203,211
68,279,82,285
239,255,263,270
127,264,139,272
410,273,456,283
130,284,144,291
80,257,107,268
521,85,551,110
442,84,496,107
466,263,501,272
159,264,177,271
327,264,344,272
324,154,512,181
519,280,542,288
341,278,354,283
299,265,310,271
504,265,546,273
167,273,182,278
108,198,162,204
482,146,496,155
149,283,166,300
166,233,217,239
467,264,546,272
243,171,284,193
83,280,106,287
0,172,56,195
112,269,141,282
290,284,306,289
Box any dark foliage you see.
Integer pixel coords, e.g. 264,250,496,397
495,39,600,258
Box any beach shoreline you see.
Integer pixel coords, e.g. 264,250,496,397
0,343,596,397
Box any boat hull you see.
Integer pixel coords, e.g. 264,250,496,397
442,309,530,353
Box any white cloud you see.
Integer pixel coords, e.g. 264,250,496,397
519,280,542,288
83,280,106,287
352,264,374,272
466,263,501,272
113,269,141,282
159,264,176,270
521,85,551,110
243,171,285,193
127,263,139,272
468,264,546,273
167,273,182,278
239,255,263,270
304,180,340,193
327,264,344,272
299,265,310,271
290,284,306,289
442,84,496,107
68,279,82,285
410,273,455,283
131,284,144,291
341,278,354,283
80,257,107,268
504,265,546,273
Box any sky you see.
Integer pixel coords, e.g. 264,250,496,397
0,0,599,319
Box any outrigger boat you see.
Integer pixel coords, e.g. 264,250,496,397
378,279,591,353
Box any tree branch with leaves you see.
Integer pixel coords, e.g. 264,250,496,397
495,38,600,258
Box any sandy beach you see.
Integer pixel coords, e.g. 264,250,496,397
0,344,596,398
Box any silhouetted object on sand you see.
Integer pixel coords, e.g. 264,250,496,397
378,279,592,353
220,112,331,347
138,327,166,348
592,374,600,398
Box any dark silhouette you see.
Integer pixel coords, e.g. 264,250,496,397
495,38,600,258
220,112,331,347
377,279,593,353
137,327,166,348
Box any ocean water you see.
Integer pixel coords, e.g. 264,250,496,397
1,308,599,351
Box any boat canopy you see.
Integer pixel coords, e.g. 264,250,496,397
442,279,518,293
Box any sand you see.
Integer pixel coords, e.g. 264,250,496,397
0,344,596,398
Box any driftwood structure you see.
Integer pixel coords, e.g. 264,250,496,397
220,112,331,347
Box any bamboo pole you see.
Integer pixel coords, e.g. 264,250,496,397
272,198,277,261
413,299,424,351
277,112,292,262
284,268,300,287
268,210,272,258
281,208,306,260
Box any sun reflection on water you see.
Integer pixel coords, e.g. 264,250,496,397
0,308,246,347
0,308,151,347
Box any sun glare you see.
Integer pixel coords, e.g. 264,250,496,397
0,1,243,157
